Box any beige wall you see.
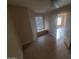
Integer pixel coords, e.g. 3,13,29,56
7,8,23,59
27,8,37,40
8,5,34,45
7,5,38,59
64,12,71,47
45,12,57,37
46,5,71,47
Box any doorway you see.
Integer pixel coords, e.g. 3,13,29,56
56,13,67,40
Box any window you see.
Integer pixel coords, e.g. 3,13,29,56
57,16,62,26
35,16,44,32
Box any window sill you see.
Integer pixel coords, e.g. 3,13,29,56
37,29,48,32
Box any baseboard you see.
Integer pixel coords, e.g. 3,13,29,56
37,30,48,37
64,41,71,50
23,41,33,50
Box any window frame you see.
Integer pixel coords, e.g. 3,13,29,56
35,16,45,32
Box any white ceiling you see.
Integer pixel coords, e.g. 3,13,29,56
7,0,71,13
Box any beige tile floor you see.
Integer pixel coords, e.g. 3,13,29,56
23,34,71,59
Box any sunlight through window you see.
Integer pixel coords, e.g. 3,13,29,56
35,16,44,32
57,16,62,26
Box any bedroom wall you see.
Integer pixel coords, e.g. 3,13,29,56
7,9,23,59
64,12,71,47
8,5,35,45
46,4,71,47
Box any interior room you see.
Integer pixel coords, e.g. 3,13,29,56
7,0,71,59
